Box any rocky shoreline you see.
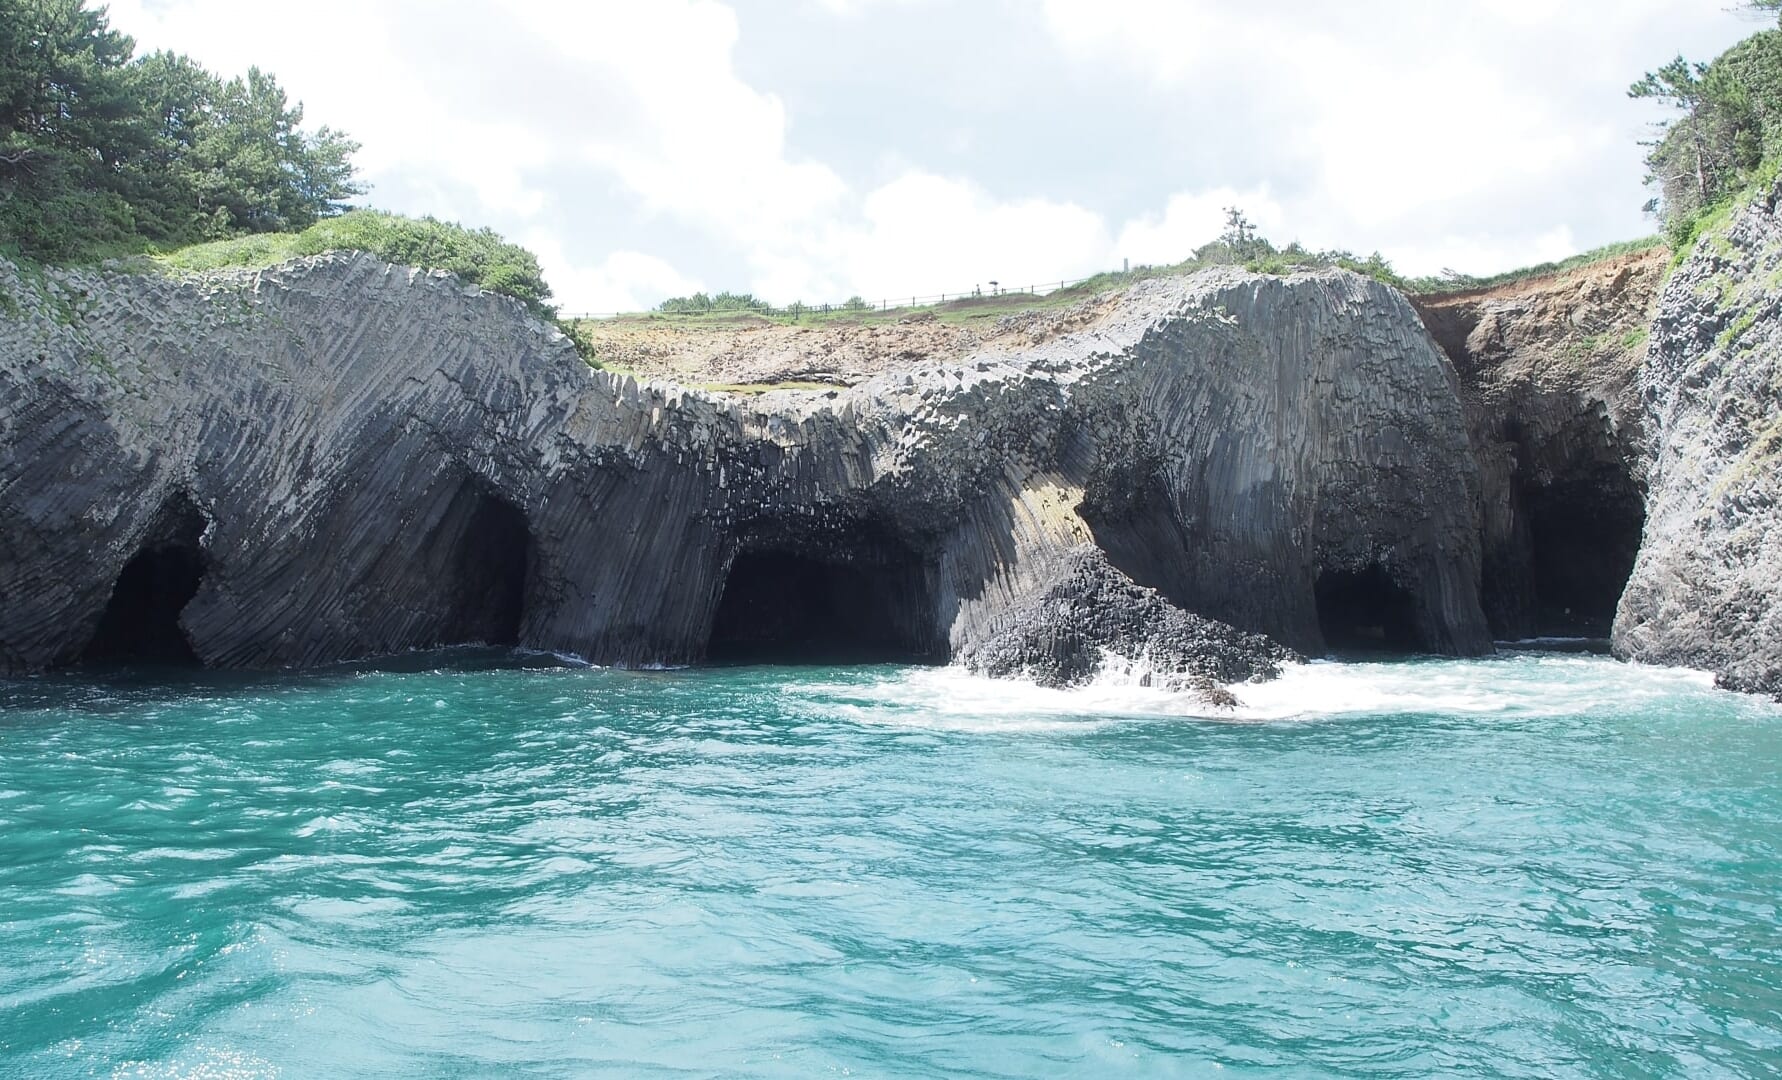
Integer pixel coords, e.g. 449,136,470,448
2,202,1779,700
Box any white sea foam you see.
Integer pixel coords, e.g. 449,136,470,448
514,648,598,669
1219,653,1729,721
794,652,1746,732
788,665,1223,733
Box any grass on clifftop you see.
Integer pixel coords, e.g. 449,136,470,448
1405,237,1668,297
152,210,558,322
146,210,602,363
583,235,1672,335
586,288,1092,332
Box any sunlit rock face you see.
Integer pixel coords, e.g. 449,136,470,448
1614,181,1782,699
0,254,1493,676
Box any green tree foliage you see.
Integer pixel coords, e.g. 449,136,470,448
0,0,362,261
183,66,360,235
1633,30,1782,244
1216,206,1270,261
655,290,772,314
1180,205,1408,287
0,0,587,363
0,0,143,258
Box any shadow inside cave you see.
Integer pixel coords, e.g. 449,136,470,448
80,497,208,666
426,478,530,649
1520,478,1644,637
1314,564,1423,656
707,536,944,666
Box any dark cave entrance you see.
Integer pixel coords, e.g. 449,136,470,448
1521,479,1644,637
81,499,208,666
430,480,530,648
1480,413,1648,641
1315,565,1422,655
707,539,943,666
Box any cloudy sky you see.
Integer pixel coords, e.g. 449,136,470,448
106,1,1758,312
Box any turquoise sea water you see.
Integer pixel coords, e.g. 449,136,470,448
1,653,1779,1078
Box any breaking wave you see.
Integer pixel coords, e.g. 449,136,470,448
781,651,1759,733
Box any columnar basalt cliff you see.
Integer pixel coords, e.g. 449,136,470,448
0,254,1495,680
1615,181,1782,698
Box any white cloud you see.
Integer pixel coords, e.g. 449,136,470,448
1040,0,1283,85
1391,225,1579,281
518,232,705,314
809,0,926,15
503,2,848,241
1115,188,1286,267
1040,0,1750,277
757,173,1112,302
103,0,859,308
99,0,1756,307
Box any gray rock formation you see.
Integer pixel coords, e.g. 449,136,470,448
0,253,1493,678
959,546,1298,699
1615,181,1782,698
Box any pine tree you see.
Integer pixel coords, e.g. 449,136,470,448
0,0,361,261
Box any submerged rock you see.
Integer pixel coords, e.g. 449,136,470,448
959,547,1299,700
0,254,1492,676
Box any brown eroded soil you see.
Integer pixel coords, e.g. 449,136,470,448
581,250,1670,396
1412,247,1666,403
575,293,1124,390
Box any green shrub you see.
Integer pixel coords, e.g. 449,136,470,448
153,231,302,272
153,209,603,364
157,210,555,320
655,290,772,314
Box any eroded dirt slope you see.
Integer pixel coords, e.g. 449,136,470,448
578,294,1122,387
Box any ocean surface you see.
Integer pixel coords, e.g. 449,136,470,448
1,653,1778,1078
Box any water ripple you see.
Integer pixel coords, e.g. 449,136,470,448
0,655,1778,1077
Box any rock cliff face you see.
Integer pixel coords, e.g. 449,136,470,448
1615,182,1782,698
1413,252,1661,640
0,254,1494,678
